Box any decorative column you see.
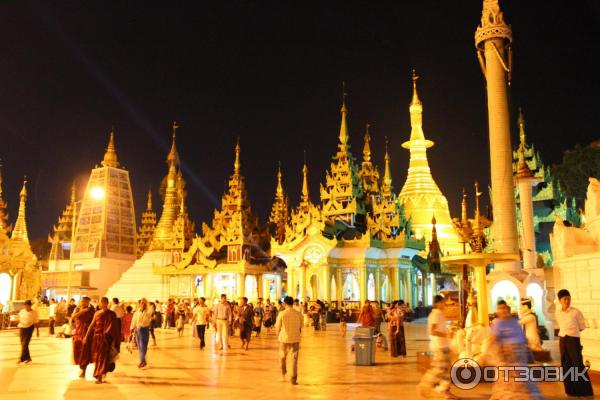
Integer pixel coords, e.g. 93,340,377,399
515,112,539,270
237,273,245,299
323,264,331,302
375,269,381,302
301,265,307,300
359,266,368,305
336,268,343,304
257,274,263,300
475,0,520,272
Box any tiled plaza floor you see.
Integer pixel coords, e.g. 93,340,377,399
1,321,598,400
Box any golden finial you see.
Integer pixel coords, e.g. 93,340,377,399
234,137,241,175
301,152,309,202
276,161,283,197
382,136,392,190
167,122,179,165
101,128,120,168
518,107,526,147
461,187,468,225
147,187,153,211
411,69,421,106
363,123,372,163
339,82,349,147
20,176,28,199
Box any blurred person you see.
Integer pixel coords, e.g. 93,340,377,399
357,300,375,328
48,298,57,335
17,300,39,364
110,298,125,351
131,298,153,368
192,297,210,349
238,297,254,350
212,294,232,352
417,295,456,399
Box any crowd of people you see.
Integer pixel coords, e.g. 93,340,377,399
11,288,595,397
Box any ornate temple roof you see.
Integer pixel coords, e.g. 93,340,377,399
269,163,289,245
137,188,157,258
0,165,11,235
320,93,366,229
48,184,77,261
11,178,30,246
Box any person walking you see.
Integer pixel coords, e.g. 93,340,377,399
192,297,210,349
417,295,457,399
275,296,303,385
489,300,542,399
238,297,254,350
71,296,95,378
17,300,39,364
131,298,153,368
82,297,119,384
48,299,57,336
555,289,594,397
121,305,133,344
213,294,232,353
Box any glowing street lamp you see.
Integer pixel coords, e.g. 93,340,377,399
90,186,105,200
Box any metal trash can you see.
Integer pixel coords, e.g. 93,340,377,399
353,327,376,365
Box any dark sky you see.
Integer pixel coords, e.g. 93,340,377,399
1,1,599,241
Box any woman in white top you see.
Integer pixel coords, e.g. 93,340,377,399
130,298,153,368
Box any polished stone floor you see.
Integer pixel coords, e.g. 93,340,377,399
0,321,598,400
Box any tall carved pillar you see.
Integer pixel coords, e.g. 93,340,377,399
336,268,343,304
257,274,263,300
359,267,367,305
237,273,245,299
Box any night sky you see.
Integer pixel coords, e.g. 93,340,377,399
1,1,599,244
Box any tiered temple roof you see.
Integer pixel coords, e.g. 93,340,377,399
269,163,289,245
48,184,77,261
320,95,366,231
136,189,157,258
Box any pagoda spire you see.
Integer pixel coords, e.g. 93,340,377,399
515,109,533,179
101,128,120,168
363,123,372,163
407,70,429,144
11,177,29,244
0,163,10,234
151,125,181,250
146,187,153,211
276,161,284,198
518,107,526,147
339,83,349,150
234,137,241,176
301,152,309,204
461,188,468,226
382,137,393,195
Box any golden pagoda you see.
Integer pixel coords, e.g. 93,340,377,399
136,188,157,258
0,176,40,302
269,163,289,245
398,71,463,255
320,94,366,229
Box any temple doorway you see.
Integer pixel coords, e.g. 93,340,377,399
342,273,359,301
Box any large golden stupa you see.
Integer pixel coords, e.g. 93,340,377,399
398,72,463,255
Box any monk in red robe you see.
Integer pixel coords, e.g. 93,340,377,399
72,296,95,378
83,297,119,384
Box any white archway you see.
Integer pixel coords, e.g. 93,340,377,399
245,275,258,301
526,283,545,324
367,273,375,301
381,275,390,303
491,279,520,312
0,273,10,304
343,273,360,301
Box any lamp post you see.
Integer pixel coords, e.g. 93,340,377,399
66,200,81,301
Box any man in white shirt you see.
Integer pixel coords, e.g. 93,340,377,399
275,296,303,385
212,294,232,353
17,300,39,364
556,289,594,397
48,299,57,335
130,298,153,368
110,298,125,351
418,295,456,399
192,297,210,349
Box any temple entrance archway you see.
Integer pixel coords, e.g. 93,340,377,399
245,275,258,300
342,273,360,301
367,273,375,301
526,283,545,324
381,274,391,303
0,273,11,304
491,279,520,312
